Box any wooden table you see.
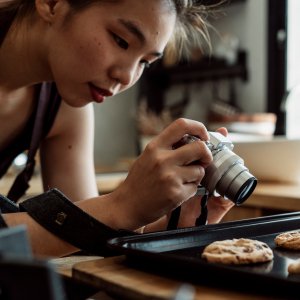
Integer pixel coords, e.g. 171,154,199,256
2,171,300,228
0,172,128,196
223,180,300,221
1,172,300,206
3,173,297,299
53,255,279,300
247,181,300,210
2,172,300,220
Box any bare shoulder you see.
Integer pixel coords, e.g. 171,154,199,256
202,238,274,265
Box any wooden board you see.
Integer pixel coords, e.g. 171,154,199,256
71,256,276,300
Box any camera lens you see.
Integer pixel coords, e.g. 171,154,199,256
173,133,257,205
234,178,257,205
201,147,257,205
217,166,257,205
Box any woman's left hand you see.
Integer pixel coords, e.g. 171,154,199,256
177,193,234,228
177,126,235,227
144,192,234,232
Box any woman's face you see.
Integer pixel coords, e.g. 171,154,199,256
44,0,176,107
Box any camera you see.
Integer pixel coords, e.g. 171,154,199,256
173,132,257,205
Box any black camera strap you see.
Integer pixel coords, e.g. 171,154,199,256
167,190,209,230
195,192,209,226
167,206,181,230
0,209,8,228
19,188,136,256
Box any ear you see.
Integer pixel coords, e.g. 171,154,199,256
35,0,60,23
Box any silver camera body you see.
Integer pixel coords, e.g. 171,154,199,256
175,132,257,205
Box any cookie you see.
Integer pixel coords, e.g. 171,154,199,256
201,238,274,265
274,230,300,250
288,259,300,274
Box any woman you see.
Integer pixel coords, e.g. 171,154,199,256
0,0,233,257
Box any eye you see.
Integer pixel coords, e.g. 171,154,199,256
112,33,128,50
140,60,151,69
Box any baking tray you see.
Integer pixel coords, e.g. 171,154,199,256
108,212,300,299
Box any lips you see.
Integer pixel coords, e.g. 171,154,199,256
88,83,113,103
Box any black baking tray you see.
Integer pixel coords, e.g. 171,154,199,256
108,212,300,299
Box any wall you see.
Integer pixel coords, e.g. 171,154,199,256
93,0,268,166
211,0,268,113
93,86,138,166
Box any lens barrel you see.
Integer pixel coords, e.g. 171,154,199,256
201,147,257,205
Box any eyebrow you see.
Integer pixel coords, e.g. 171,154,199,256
118,18,163,58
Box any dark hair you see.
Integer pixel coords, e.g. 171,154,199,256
0,0,224,59
169,0,225,60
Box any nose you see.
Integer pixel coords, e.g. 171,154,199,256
109,62,140,87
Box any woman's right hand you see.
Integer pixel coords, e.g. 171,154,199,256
112,118,213,230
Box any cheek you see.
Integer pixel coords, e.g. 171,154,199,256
133,67,144,84
76,38,103,66
51,32,106,79
73,32,105,64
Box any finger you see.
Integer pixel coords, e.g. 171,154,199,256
174,164,206,185
215,127,228,137
207,196,235,224
172,140,213,167
180,182,200,203
166,182,200,208
155,118,210,148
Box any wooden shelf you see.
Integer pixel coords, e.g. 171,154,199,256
149,52,247,85
200,0,246,4
139,50,248,114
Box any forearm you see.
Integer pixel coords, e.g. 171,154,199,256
3,212,78,258
142,215,169,233
76,190,145,231
2,191,144,258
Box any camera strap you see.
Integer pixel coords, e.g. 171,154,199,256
167,189,209,230
195,191,209,226
167,206,181,230
0,209,8,228
0,194,19,213
19,188,137,256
